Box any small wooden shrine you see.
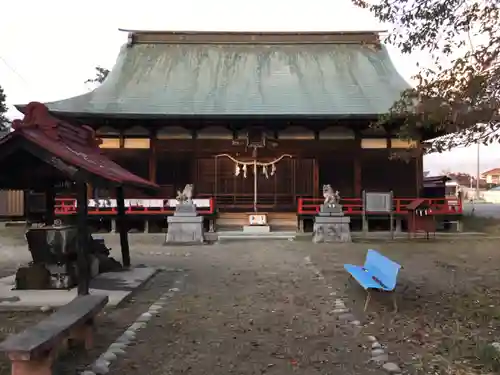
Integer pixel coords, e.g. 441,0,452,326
0,102,159,293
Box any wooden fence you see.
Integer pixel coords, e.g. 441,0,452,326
0,190,25,219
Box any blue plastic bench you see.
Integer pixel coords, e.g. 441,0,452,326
344,249,402,311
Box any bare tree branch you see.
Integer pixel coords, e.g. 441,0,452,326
354,0,500,153
0,85,9,130
85,66,110,85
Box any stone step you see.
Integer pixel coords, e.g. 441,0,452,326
218,236,295,241
217,225,297,232
217,231,296,242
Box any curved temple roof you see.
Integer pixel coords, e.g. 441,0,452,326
0,102,159,191
32,31,411,118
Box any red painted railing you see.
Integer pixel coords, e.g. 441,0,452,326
54,196,462,217
297,197,463,215
54,198,215,216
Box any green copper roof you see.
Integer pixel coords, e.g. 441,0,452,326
40,38,411,117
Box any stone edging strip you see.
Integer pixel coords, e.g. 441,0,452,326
304,256,402,374
81,272,187,375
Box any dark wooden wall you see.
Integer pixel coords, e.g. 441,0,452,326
318,158,354,196
195,156,315,209
361,152,418,196
99,140,421,205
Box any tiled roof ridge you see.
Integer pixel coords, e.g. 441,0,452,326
119,29,386,35
122,29,384,46
12,102,102,149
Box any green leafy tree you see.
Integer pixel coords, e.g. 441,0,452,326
85,66,110,85
353,0,500,152
0,85,9,130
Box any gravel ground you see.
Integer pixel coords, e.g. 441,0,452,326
0,237,379,375
0,230,182,375
106,241,377,375
0,270,178,375
1,230,499,375
55,269,179,375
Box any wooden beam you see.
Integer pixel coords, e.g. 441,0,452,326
116,186,131,268
76,182,90,296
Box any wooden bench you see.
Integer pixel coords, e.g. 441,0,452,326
0,294,108,375
344,249,401,312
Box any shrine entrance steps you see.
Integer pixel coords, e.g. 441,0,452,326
215,212,297,241
216,212,297,232
217,231,296,242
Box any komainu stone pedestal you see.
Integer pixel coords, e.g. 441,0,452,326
313,204,352,243
165,203,204,245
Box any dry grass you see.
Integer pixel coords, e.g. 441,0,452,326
311,239,500,375
461,214,500,234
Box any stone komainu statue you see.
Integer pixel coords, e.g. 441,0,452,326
322,184,340,207
176,184,194,203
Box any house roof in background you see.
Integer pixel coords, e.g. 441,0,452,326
482,168,500,176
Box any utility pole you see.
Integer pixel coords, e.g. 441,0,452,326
476,142,480,201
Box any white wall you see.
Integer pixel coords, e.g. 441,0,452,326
482,190,500,203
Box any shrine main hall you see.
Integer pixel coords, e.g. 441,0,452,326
17,30,458,231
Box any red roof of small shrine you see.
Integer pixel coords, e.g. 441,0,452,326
406,198,427,210
0,102,159,191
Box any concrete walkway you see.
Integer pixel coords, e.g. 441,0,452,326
463,202,500,218
0,266,157,310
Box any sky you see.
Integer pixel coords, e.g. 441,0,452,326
1,0,498,176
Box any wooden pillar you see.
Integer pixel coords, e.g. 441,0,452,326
214,156,218,197
415,142,424,197
149,136,157,183
354,158,361,197
76,182,90,295
274,162,278,207
116,186,131,268
191,155,197,187
87,184,93,200
313,159,319,197
354,136,362,197
354,155,362,197
119,129,125,148
45,187,56,225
